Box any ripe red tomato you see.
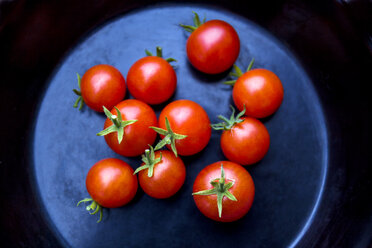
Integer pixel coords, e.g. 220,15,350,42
101,99,157,157
212,106,270,165
193,161,255,222
221,117,270,165
233,68,284,118
183,16,240,74
79,64,126,112
157,99,211,156
127,50,177,105
136,149,186,199
86,158,138,208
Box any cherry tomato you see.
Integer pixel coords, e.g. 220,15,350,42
127,50,177,105
183,15,240,74
233,68,284,118
80,64,126,112
212,106,270,165
221,117,270,165
102,99,157,157
158,99,211,156
86,158,138,208
193,161,255,222
136,149,186,199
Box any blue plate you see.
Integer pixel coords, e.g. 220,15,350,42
32,4,328,247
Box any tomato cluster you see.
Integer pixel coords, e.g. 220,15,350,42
75,12,283,223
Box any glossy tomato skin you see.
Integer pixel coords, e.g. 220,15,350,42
159,100,211,156
86,158,138,208
186,20,240,74
127,56,177,105
193,161,255,222
104,99,157,157
81,64,126,112
221,117,270,165
233,68,284,118
138,150,186,199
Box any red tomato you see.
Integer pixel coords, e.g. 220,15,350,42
221,117,270,165
137,150,186,199
158,100,211,156
193,161,255,222
186,20,240,74
103,99,157,157
127,56,177,105
86,158,138,208
233,68,284,118
80,64,126,112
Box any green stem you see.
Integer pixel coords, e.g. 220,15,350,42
133,145,162,177
73,73,85,110
97,106,137,144
150,117,187,157
223,58,255,86
145,46,177,63
180,11,206,33
77,198,103,223
192,164,237,218
211,105,246,131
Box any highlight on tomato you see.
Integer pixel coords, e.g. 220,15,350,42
73,64,126,112
192,161,255,222
127,46,177,105
77,158,138,223
180,12,240,74
97,99,157,157
211,105,270,165
151,99,211,156
225,59,284,118
134,145,186,199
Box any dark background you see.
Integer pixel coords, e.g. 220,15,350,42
0,0,371,247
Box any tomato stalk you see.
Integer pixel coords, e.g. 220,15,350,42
193,164,237,218
97,106,137,144
211,105,246,131
223,58,255,86
150,117,187,157
180,11,206,32
133,145,162,177
77,198,103,223
145,46,177,63
72,73,85,110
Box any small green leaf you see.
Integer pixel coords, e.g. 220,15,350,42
192,11,201,27
96,125,117,136
150,126,169,136
191,164,238,219
247,58,255,72
151,117,187,157
145,49,153,56
217,192,223,217
223,80,237,86
211,106,245,131
117,126,124,144
166,58,177,63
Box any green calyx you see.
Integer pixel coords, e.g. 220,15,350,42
211,105,246,131
192,164,237,218
180,11,206,33
150,117,187,157
145,46,177,63
73,73,85,110
223,58,255,86
133,145,162,177
97,106,137,144
77,198,103,223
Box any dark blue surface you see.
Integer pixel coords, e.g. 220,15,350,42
32,4,328,248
